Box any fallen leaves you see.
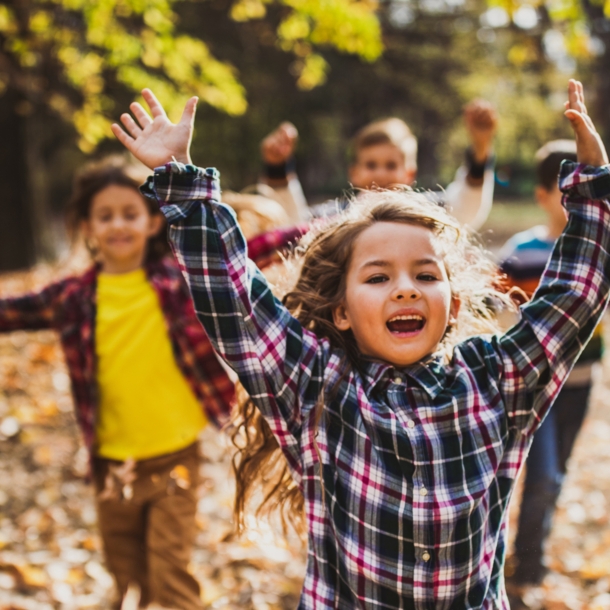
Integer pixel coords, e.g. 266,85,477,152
169,464,191,491
0,266,305,609
3,264,610,609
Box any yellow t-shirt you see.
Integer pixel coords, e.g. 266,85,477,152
95,268,206,461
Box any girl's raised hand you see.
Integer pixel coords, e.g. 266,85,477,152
111,89,198,170
564,79,609,167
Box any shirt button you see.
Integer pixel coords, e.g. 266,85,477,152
422,551,431,562
407,420,415,429
420,487,428,496
393,376,402,384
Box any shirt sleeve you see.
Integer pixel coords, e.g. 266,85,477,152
0,280,65,332
169,265,236,429
270,177,310,224
261,159,311,223
143,163,326,476
493,162,610,435
444,164,495,230
246,223,310,269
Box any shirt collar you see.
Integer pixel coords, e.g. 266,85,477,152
361,354,446,399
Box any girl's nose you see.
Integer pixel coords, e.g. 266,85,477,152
393,285,420,301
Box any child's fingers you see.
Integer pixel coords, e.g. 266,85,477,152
565,108,583,122
120,113,143,139
574,80,587,114
464,102,497,131
564,109,589,138
142,88,167,118
576,80,585,106
568,79,586,115
567,79,578,110
280,121,298,140
111,123,135,149
179,96,198,127
566,105,599,137
129,102,152,129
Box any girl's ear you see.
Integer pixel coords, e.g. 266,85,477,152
332,302,351,331
449,295,461,325
80,219,99,255
147,213,164,237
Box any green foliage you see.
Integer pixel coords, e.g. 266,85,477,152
481,0,610,147
0,0,247,151
489,0,603,61
0,0,381,151
232,0,382,88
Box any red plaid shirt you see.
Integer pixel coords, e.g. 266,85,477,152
0,257,235,457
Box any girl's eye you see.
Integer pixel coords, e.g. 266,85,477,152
366,275,388,284
418,273,438,282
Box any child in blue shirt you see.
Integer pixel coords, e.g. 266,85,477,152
499,139,604,596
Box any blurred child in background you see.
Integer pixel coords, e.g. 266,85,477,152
258,121,310,224
0,156,234,610
260,100,498,229
221,191,290,240
499,140,604,603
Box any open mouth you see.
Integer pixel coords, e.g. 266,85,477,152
386,314,425,334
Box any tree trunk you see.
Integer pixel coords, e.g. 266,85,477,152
0,89,37,272
581,0,610,143
594,32,610,144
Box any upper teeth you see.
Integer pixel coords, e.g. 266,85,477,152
389,315,423,322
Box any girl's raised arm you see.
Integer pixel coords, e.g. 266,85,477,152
494,80,610,435
113,93,325,471
0,280,66,333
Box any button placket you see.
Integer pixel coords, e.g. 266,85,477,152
386,379,435,594
406,387,434,600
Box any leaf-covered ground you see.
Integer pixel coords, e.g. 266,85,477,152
1,264,610,610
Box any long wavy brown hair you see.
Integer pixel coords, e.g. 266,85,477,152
230,189,514,538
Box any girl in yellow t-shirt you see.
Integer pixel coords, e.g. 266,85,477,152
0,156,234,609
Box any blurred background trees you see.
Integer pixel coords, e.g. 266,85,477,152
0,0,380,271
0,0,607,271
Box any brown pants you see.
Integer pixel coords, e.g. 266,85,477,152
93,443,203,610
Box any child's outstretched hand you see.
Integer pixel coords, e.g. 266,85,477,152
261,122,298,166
464,99,498,163
111,89,198,170
565,79,608,167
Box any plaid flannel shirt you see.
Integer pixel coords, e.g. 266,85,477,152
0,258,234,457
246,223,310,269
145,161,610,610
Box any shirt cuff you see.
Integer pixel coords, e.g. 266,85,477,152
465,148,494,180
140,163,221,223
263,158,296,180
559,161,610,201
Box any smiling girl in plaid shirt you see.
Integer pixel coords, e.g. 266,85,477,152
113,80,610,609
